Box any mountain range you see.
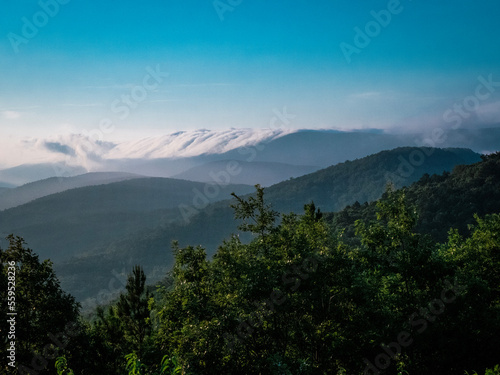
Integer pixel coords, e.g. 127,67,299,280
0,146,488,305
0,172,143,211
2,127,500,186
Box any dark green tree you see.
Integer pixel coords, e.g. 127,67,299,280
117,265,152,359
0,235,80,374
86,266,157,374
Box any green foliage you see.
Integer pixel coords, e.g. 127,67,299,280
231,184,279,237
125,352,148,375
466,364,500,375
0,235,80,373
117,265,153,358
155,188,357,373
55,356,74,375
124,353,183,375
159,355,183,375
152,185,500,374
84,266,161,374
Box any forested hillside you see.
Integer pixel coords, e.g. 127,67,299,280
0,172,143,211
264,147,480,213
0,178,254,262
2,175,499,374
328,152,500,243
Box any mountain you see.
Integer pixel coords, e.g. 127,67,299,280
0,172,144,211
5,127,500,184
0,146,490,304
0,178,254,263
0,183,16,189
56,202,244,305
173,160,319,187
263,147,481,213
327,152,500,243
223,129,409,167
44,147,482,303
0,163,87,186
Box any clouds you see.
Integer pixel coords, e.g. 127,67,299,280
0,128,296,170
106,128,295,159
2,111,21,120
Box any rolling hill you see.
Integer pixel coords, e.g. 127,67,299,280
0,163,87,186
173,160,319,187
263,147,481,213
0,172,144,211
0,178,254,263
327,152,500,243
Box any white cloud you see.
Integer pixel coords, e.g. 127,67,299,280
2,110,21,120
106,128,295,159
0,128,296,169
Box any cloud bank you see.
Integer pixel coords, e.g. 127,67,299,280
1,128,296,169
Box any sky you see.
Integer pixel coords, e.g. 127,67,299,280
1,0,500,167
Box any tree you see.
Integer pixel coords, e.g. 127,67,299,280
231,184,279,238
0,235,80,374
117,265,152,359
87,266,157,374
157,188,355,374
436,214,500,374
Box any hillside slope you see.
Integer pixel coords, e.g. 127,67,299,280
0,163,87,186
327,152,500,243
173,160,319,187
0,178,254,262
0,172,144,211
264,147,481,213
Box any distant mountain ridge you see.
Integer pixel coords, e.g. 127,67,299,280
263,147,481,213
3,127,499,185
0,172,144,211
0,178,254,263
0,163,87,186
173,160,319,187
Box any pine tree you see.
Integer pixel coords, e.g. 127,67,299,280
116,265,152,359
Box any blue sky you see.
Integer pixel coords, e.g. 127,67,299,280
1,0,500,143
